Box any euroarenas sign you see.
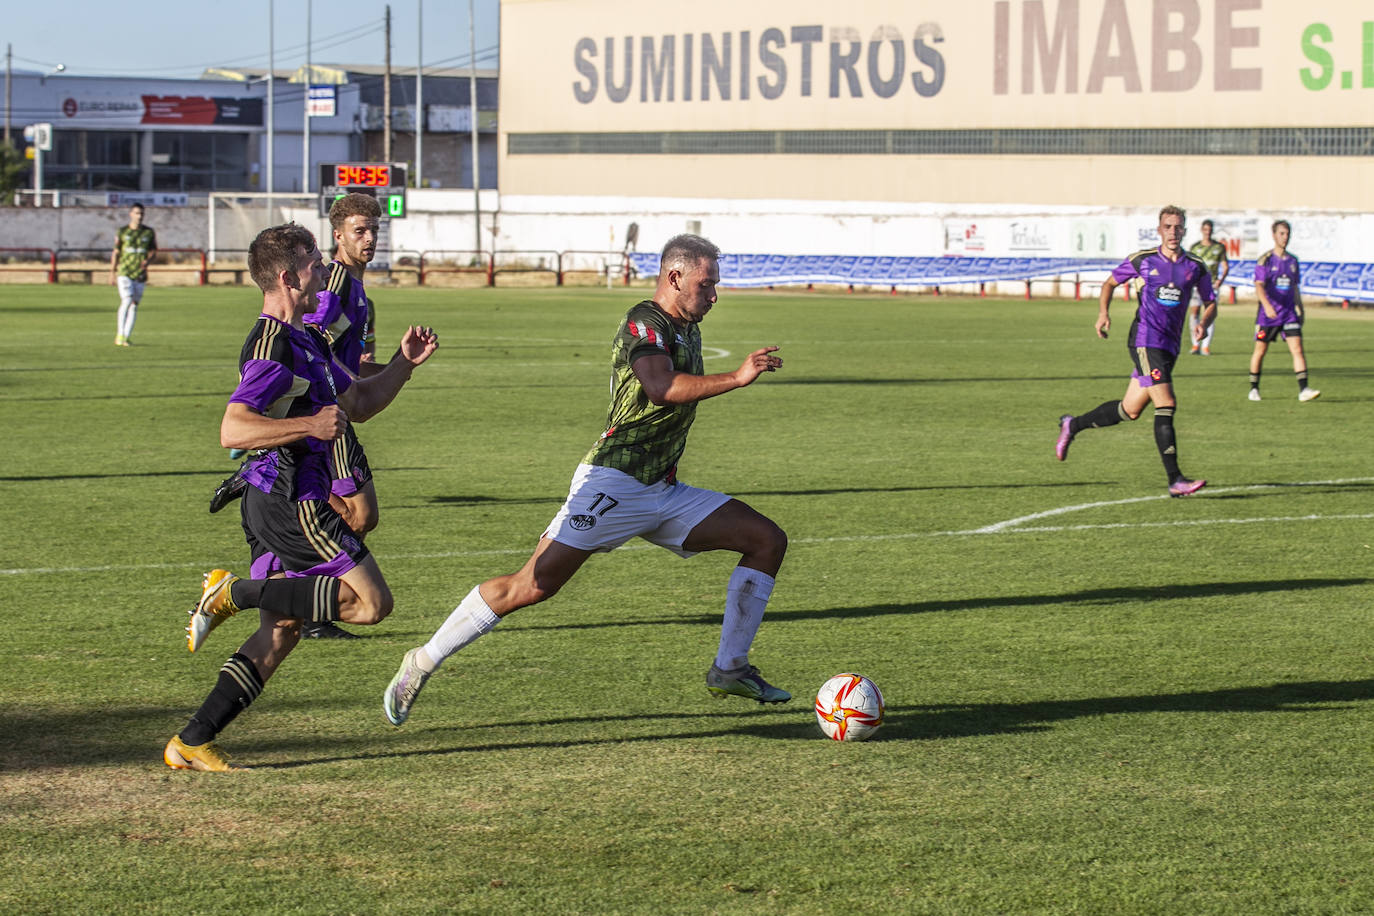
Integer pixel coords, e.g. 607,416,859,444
501,0,1373,131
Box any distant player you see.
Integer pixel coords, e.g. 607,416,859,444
1187,219,1229,355
110,204,157,346
1055,205,1216,497
1249,220,1319,402
382,233,790,728
164,223,438,772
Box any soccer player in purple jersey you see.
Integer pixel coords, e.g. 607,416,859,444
164,224,438,772
299,193,384,637
1055,206,1216,497
1248,220,1319,402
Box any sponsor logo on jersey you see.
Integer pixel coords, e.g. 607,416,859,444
1157,283,1182,305
569,514,596,531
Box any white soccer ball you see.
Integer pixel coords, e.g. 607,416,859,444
814,673,885,741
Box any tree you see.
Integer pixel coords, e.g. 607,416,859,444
0,143,29,205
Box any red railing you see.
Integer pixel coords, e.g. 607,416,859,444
0,247,57,283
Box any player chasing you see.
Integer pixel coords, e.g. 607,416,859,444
210,192,386,639
1187,219,1229,356
110,203,157,347
164,224,438,772
382,233,791,727
1249,220,1319,403
1055,205,1216,497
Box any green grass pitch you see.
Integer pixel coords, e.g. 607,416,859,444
4,283,1374,913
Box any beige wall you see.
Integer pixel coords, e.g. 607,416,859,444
499,0,1374,210
500,153,1372,213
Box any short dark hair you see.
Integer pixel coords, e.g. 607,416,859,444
248,223,317,293
328,192,382,231
1272,219,1292,235
660,233,720,274
129,203,145,213
1200,219,1214,230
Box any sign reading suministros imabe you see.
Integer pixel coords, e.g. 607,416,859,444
499,0,1373,133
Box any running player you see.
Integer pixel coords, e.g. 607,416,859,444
209,193,385,642
382,233,790,727
1055,205,1216,497
296,192,384,637
1187,219,1228,356
1249,220,1319,402
110,204,157,346
164,223,438,772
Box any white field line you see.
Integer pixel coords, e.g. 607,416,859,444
4,478,1370,578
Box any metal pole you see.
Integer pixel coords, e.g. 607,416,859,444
4,44,11,146
303,0,311,193
468,0,480,257
383,4,392,164
415,0,422,188
267,0,275,212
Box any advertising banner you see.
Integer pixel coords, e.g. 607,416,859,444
502,0,1374,132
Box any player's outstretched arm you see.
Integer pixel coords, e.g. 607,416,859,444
634,346,782,406
340,325,439,422
220,402,347,449
1096,279,1117,338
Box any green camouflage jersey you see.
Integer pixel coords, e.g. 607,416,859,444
1188,239,1227,282
113,225,157,281
582,300,702,484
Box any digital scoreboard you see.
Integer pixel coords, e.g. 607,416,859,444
319,162,408,218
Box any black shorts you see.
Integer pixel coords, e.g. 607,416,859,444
1256,322,1302,343
1129,345,1176,388
328,422,374,497
241,485,370,580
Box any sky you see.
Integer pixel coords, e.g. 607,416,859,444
3,0,500,80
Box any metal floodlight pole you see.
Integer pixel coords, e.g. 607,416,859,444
415,0,422,188
468,0,480,258
4,44,11,146
303,0,312,194
267,0,275,214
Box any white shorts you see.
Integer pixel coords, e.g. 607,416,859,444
543,464,731,558
116,276,146,304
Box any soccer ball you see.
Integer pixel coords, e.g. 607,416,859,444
814,673,885,741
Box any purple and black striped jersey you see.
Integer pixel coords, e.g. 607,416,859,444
1111,248,1215,354
305,261,372,374
230,314,353,502
1254,249,1301,325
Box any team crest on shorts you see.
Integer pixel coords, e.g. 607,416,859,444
569,514,596,531
1151,368,1162,380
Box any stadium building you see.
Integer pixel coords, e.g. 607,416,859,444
495,0,1374,266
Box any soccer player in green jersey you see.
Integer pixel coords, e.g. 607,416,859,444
1187,219,1228,355
384,234,791,726
109,204,157,346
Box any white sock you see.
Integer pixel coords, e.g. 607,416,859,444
419,585,500,671
714,567,775,672
119,301,138,338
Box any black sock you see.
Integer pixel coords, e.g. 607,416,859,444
180,653,265,746
1296,371,1309,391
231,577,341,622
1074,400,1128,433
1249,371,1261,390
1154,407,1182,482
